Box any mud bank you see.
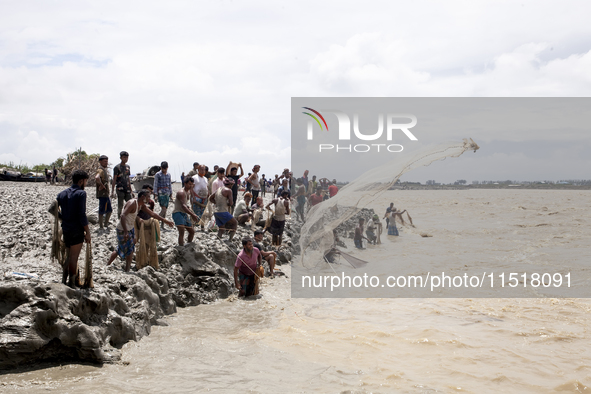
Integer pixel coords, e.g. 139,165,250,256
0,183,296,369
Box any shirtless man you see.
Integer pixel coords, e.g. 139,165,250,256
209,177,238,240
186,162,200,178
266,190,290,246
137,184,174,226
354,218,370,249
106,190,150,272
247,165,261,206
384,203,395,228
272,174,280,198
318,177,330,192
192,165,209,230
295,178,306,222
253,230,277,278
173,177,200,245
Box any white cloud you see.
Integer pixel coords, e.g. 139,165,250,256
1,1,591,181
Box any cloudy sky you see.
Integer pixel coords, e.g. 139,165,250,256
1,0,590,182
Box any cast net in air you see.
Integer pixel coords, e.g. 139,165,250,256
296,138,480,269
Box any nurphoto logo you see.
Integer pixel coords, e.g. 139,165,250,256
303,107,418,153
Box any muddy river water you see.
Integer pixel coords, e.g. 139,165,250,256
3,189,591,393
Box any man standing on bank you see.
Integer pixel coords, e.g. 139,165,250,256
186,162,200,178
57,170,91,288
192,165,209,230
112,151,133,218
266,190,290,246
210,177,238,240
173,177,200,246
153,161,173,230
226,162,244,212
106,190,152,272
95,155,112,229
247,165,261,206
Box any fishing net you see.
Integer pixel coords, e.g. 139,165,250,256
296,138,480,269
50,200,93,287
50,200,67,267
340,251,369,269
252,208,263,223
83,243,94,288
135,218,160,270
199,201,214,227
264,208,274,230
253,265,265,295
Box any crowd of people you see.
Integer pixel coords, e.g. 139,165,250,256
53,149,412,294
351,203,406,251
54,151,344,296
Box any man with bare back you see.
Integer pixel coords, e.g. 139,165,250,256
173,177,200,245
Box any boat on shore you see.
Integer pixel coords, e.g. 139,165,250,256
0,169,45,182
132,165,161,192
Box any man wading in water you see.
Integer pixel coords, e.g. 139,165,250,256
295,178,306,222
354,218,370,249
234,237,262,297
57,170,91,287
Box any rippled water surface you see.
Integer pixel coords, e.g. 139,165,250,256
3,190,591,393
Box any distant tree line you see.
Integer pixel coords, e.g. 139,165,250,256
0,148,97,175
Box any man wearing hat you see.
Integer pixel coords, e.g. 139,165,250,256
111,151,133,218
95,155,112,228
153,161,173,229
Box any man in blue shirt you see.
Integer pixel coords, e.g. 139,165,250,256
153,161,173,230
56,170,91,288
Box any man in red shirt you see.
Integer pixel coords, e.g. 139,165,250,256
308,188,323,208
328,180,338,198
234,238,262,297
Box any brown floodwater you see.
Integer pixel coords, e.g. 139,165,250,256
2,190,591,393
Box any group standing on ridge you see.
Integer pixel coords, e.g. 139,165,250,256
56,152,348,294
53,153,412,290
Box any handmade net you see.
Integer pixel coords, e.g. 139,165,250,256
135,218,160,270
296,138,480,269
